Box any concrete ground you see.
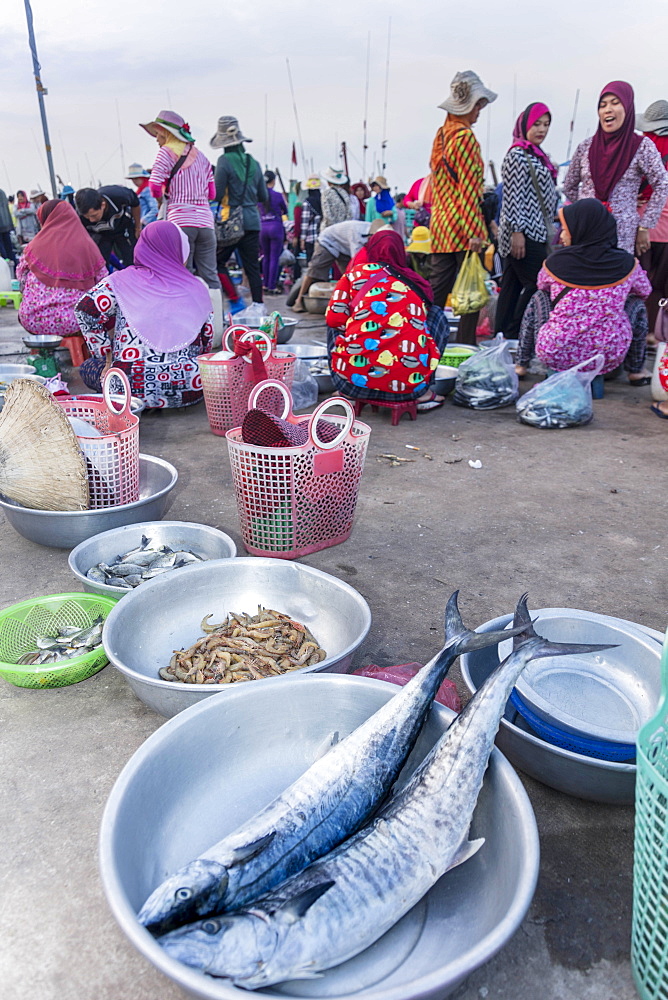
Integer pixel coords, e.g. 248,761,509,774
1,296,662,1000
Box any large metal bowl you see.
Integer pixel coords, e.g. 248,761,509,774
0,454,178,549
459,611,657,804
102,558,372,717
69,521,238,599
275,343,327,361
99,673,539,1000
497,609,661,746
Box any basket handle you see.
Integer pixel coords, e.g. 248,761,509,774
308,395,355,450
102,367,132,417
248,379,293,419
224,326,273,363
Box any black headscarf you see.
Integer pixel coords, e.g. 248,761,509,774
545,199,636,288
306,188,322,216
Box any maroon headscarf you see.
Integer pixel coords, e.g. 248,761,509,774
509,102,557,180
588,81,642,203
23,200,105,290
365,230,433,304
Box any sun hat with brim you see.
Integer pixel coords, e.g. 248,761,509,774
438,71,497,115
372,176,389,189
322,166,349,186
30,187,45,199
126,163,150,179
407,226,432,254
305,175,321,190
210,116,252,149
636,100,668,134
139,111,195,143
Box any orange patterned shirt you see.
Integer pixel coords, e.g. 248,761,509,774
429,117,486,253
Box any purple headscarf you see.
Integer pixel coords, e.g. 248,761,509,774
108,221,212,353
588,81,642,204
509,102,557,180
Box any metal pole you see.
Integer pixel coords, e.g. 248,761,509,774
23,0,58,198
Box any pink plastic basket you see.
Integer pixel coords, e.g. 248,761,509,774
226,380,371,559
198,327,295,437
57,369,139,508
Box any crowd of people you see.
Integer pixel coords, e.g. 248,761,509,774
1,74,667,418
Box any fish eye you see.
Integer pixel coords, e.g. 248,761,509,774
203,920,221,935
175,888,192,901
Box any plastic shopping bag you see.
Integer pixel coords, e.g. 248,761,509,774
290,359,319,411
450,251,490,316
516,354,604,428
352,663,462,712
452,332,519,409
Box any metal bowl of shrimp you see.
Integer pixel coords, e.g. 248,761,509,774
102,557,372,717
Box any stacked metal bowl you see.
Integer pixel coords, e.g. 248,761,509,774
461,608,663,804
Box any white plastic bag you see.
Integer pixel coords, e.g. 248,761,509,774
290,359,319,411
452,332,519,409
516,354,604,428
233,302,268,325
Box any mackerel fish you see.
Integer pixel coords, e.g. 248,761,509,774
138,591,526,934
158,595,615,986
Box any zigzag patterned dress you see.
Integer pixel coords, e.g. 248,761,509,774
429,117,486,253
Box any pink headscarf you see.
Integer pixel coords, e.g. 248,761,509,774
509,102,557,180
108,221,211,354
588,81,642,203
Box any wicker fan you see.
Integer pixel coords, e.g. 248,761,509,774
0,379,89,511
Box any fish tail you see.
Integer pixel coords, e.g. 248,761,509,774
512,594,617,659
443,591,529,655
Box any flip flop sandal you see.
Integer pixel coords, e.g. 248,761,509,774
629,376,651,387
651,403,668,420
417,392,445,413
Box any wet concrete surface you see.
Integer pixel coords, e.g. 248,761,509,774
0,299,662,999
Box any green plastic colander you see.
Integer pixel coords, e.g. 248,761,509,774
633,627,668,999
439,345,478,368
0,592,118,689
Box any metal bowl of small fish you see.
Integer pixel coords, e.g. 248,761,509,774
100,672,539,1000
459,610,663,804
102,558,372,717
68,521,238,599
0,454,178,549
0,591,117,688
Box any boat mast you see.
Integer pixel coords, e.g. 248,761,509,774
23,0,58,197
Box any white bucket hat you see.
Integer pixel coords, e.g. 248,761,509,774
636,100,668,134
322,166,349,186
438,71,497,115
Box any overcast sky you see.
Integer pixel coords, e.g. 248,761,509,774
1,0,666,197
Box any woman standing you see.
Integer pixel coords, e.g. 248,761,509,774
259,171,287,294
516,200,651,380
564,82,668,255
15,190,39,244
300,176,322,263
18,200,107,338
141,111,220,296
495,103,558,337
211,115,267,305
75,221,213,409
429,70,497,344
325,229,448,410
636,100,668,331
320,167,351,230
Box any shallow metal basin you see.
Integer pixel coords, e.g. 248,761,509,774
69,521,237,599
102,558,372,717
0,454,178,549
275,343,328,361
459,611,656,804
497,609,661,745
99,673,539,1000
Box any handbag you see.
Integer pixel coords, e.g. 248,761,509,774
523,150,556,253
655,298,668,343
216,156,251,247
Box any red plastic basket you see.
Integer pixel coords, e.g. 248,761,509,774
226,380,371,559
57,369,139,509
198,327,295,437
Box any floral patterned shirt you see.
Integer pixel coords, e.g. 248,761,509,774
563,137,668,253
17,256,107,337
535,263,652,373
74,278,213,409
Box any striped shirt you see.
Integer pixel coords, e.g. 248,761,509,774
429,120,486,253
149,147,216,229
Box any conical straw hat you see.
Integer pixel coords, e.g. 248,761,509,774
0,379,89,511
